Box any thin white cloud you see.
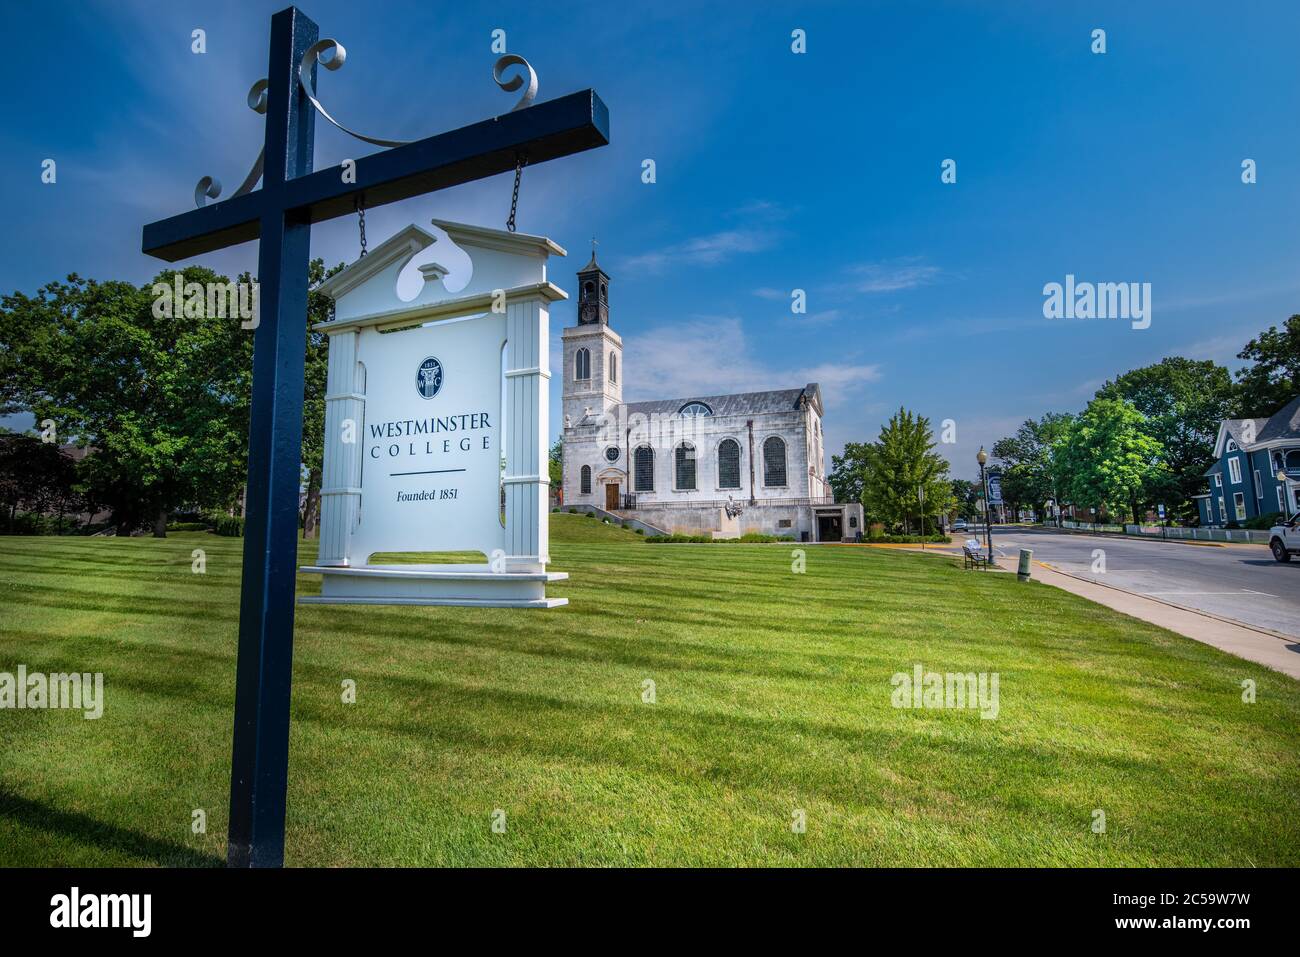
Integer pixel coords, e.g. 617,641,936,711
620,317,879,408
849,259,942,293
620,229,776,274
791,309,843,325
1175,333,1249,368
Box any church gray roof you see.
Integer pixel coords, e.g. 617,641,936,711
624,383,822,417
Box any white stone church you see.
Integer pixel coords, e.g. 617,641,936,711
560,251,863,541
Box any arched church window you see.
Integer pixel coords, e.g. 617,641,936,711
580,465,591,495
763,436,787,487
634,446,655,492
583,281,594,299
675,443,697,491
610,352,617,383
717,439,741,489
575,347,590,380
600,281,607,300
678,402,712,417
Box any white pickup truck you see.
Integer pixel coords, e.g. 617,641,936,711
1269,513,1300,562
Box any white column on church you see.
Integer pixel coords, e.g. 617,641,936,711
317,329,365,566
502,294,549,572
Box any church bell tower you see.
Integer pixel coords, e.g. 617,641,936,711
576,250,610,326
562,243,622,436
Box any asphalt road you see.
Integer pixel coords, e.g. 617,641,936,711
982,526,1300,639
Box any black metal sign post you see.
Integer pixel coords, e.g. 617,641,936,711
141,5,608,867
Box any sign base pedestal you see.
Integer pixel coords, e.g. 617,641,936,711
299,564,569,608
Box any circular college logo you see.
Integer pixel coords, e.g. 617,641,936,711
415,356,443,399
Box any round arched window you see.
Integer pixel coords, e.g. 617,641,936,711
678,402,713,417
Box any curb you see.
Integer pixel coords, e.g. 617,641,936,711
1032,560,1297,644
1036,526,1230,548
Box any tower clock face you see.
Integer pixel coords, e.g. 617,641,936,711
580,302,597,323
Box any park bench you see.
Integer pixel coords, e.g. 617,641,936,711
962,539,991,570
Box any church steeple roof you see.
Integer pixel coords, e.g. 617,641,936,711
578,237,607,277
576,238,610,326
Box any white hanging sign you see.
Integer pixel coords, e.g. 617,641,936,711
299,219,568,608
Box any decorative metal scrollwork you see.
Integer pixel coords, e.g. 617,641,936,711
194,80,269,208
493,54,537,112
191,40,538,208
297,39,408,148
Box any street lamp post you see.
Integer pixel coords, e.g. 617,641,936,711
918,483,925,550
977,447,994,567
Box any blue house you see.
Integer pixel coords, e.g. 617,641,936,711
1194,394,1300,527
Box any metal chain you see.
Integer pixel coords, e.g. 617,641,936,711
356,194,368,257
506,152,528,232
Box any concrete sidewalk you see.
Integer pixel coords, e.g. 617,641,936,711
914,542,1300,680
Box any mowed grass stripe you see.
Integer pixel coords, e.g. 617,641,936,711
0,513,1296,866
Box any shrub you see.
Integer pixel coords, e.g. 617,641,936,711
166,522,210,532
214,515,244,537
866,533,951,544
1244,511,1284,530
2,512,53,535
635,528,645,535
645,533,798,544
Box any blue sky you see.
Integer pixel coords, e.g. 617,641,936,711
3,0,1299,478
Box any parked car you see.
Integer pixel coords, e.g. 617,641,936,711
1268,513,1300,562
952,519,968,532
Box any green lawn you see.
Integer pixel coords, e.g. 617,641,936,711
1,512,1298,866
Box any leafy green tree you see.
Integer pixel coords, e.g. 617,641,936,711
1095,357,1234,521
992,413,1073,522
1,262,339,537
861,408,954,534
1234,315,1300,418
949,478,980,520
1054,398,1165,525
548,437,564,487
0,432,83,533
0,271,250,534
829,441,872,504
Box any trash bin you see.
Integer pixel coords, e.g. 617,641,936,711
801,531,809,543
1017,548,1032,581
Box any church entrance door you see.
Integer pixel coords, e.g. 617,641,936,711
817,513,842,542
606,483,621,510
